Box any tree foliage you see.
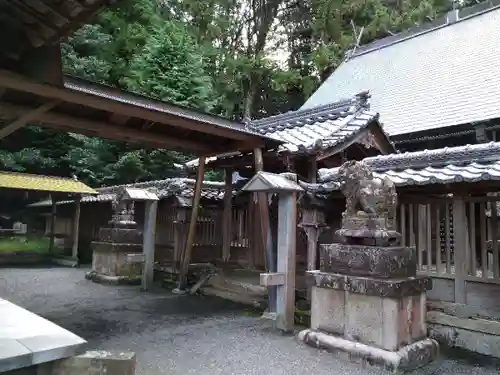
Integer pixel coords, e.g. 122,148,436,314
0,0,485,186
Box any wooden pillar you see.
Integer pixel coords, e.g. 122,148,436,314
173,208,186,271
260,186,299,332
71,196,81,261
142,199,158,291
305,158,319,272
253,148,276,311
276,191,297,332
453,196,467,304
177,156,206,291
222,169,232,262
49,194,57,254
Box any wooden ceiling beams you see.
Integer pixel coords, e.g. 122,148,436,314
0,71,262,143
0,102,219,154
0,100,58,139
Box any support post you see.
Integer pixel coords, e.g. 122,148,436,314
71,195,81,262
177,155,206,291
243,171,302,332
253,148,276,313
222,169,232,262
142,200,158,291
453,196,467,304
275,191,297,332
49,195,57,254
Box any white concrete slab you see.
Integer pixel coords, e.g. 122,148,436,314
0,298,87,372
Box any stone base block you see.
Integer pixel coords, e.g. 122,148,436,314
91,249,143,278
52,351,136,375
91,242,143,253
85,271,141,286
298,329,439,373
309,281,431,351
319,244,416,279
306,271,432,298
98,228,142,244
52,257,79,268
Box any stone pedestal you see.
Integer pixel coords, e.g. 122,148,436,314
87,226,143,285
299,243,438,372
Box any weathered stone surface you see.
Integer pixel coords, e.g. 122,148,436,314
310,287,427,351
319,244,417,279
91,249,143,278
298,329,439,373
52,351,136,375
98,228,142,244
91,242,142,254
306,271,432,298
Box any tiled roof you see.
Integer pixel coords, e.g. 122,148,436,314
301,2,500,136
0,172,97,194
315,142,500,189
251,91,387,154
185,92,392,169
28,178,229,208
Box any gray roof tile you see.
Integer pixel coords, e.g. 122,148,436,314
316,142,500,188
252,92,382,154
185,93,392,168
28,178,229,208
301,3,500,136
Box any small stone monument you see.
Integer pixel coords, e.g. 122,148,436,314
86,187,144,284
298,161,438,372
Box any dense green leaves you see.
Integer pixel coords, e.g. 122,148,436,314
0,0,485,186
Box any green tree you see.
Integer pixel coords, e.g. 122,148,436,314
123,20,216,111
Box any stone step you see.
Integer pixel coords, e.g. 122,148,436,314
201,287,266,309
207,274,267,297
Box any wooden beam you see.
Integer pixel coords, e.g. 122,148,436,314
260,272,285,287
0,100,58,139
0,102,215,153
109,113,130,125
222,169,233,262
177,155,206,291
316,132,366,161
0,71,262,142
71,196,81,261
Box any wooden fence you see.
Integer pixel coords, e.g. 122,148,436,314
399,195,500,310
154,205,252,265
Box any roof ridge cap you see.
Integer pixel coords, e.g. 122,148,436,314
250,93,368,131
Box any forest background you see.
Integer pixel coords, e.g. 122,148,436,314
0,0,482,186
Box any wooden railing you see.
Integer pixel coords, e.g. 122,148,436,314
399,195,500,287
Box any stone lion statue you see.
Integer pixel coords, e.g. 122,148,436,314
334,160,397,222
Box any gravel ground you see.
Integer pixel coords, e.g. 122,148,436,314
1,266,499,375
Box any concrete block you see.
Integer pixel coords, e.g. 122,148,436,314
0,299,86,373
311,287,345,335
